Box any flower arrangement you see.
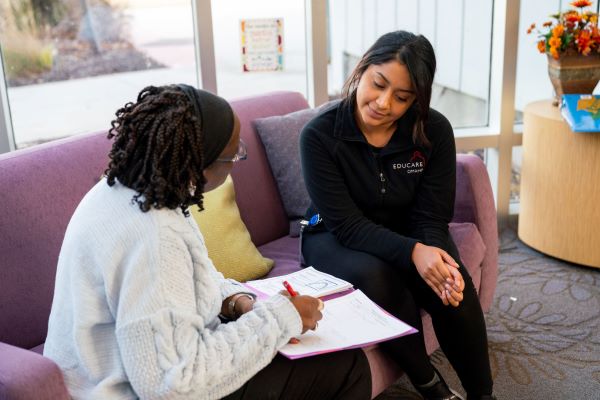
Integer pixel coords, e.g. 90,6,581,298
528,0,600,59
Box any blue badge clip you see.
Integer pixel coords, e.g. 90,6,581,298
308,214,322,226
300,213,322,228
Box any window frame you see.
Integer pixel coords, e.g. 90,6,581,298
0,0,522,224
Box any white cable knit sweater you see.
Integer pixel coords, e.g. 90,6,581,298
44,179,302,400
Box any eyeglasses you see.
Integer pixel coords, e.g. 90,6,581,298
216,139,247,163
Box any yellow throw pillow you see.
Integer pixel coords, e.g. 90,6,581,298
190,175,274,282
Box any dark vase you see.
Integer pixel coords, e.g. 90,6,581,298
547,53,600,106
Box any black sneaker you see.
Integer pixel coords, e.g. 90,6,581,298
413,369,464,400
417,381,464,400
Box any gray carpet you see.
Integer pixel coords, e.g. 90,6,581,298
377,219,600,399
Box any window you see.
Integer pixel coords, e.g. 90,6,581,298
0,0,198,149
327,0,494,130
211,0,308,100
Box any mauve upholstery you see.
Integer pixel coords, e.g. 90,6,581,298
0,133,111,350
259,236,303,278
0,91,497,400
453,156,498,312
229,92,310,246
0,343,69,400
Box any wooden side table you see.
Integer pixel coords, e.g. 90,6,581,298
519,100,600,268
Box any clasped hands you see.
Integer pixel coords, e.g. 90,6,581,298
412,243,465,307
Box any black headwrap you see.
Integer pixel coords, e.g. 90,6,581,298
176,84,234,167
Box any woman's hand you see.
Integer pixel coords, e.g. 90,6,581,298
411,243,463,306
282,292,323,333
441,263,465,307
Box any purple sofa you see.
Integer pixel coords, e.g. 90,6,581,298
0,91,498,399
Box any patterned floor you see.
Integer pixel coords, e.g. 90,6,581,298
377,220,600,399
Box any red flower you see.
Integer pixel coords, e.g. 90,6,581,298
565,14,581,23
571,0,592,8
577,30,595,55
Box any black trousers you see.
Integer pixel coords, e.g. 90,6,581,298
302,231,493,397
221,350,371,400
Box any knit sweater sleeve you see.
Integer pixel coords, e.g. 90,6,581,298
186,216,251,301
113,223,302,400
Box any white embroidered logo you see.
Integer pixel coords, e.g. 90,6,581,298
392,151,426,174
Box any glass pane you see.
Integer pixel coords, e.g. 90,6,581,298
327,0,494,130
0,0,198,148
515,0,600,123
211,0,307,100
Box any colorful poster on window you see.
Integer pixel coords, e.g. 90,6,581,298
240,18,283,72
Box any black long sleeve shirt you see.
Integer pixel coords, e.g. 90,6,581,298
299,100,456,270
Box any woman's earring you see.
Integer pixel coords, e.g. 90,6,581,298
189,183,197,195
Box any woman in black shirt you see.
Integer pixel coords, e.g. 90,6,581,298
300,31,495,400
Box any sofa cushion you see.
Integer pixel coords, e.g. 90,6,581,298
230,92,310,246
253,109,316,234
258,235,302,278
448,222,486,290
0,131,111,349
253,102,335,236
0,342,70,400
191,176,274,282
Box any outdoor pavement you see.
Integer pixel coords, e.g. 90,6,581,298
9,66,306,147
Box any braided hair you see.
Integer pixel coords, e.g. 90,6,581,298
105,85,206,216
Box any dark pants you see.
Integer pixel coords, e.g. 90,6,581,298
302,231,493,397
221,350,371,400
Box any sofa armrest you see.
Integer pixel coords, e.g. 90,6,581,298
454,154,498,312
0,342,69,400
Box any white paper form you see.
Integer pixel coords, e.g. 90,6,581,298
279,290,417,359
245,266,353,298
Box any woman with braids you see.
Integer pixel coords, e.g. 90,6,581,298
44,84,371,400
300,31,496,400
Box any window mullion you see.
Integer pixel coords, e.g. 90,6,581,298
192,0,218,93
0,46,15,154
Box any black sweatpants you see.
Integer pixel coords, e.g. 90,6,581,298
302,231,493,397
221,349,371,400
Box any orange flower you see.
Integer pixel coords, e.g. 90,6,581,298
571,0,592,8
537,40,546,53
552,24,565,37
530,4,599,57
549,36,562,48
